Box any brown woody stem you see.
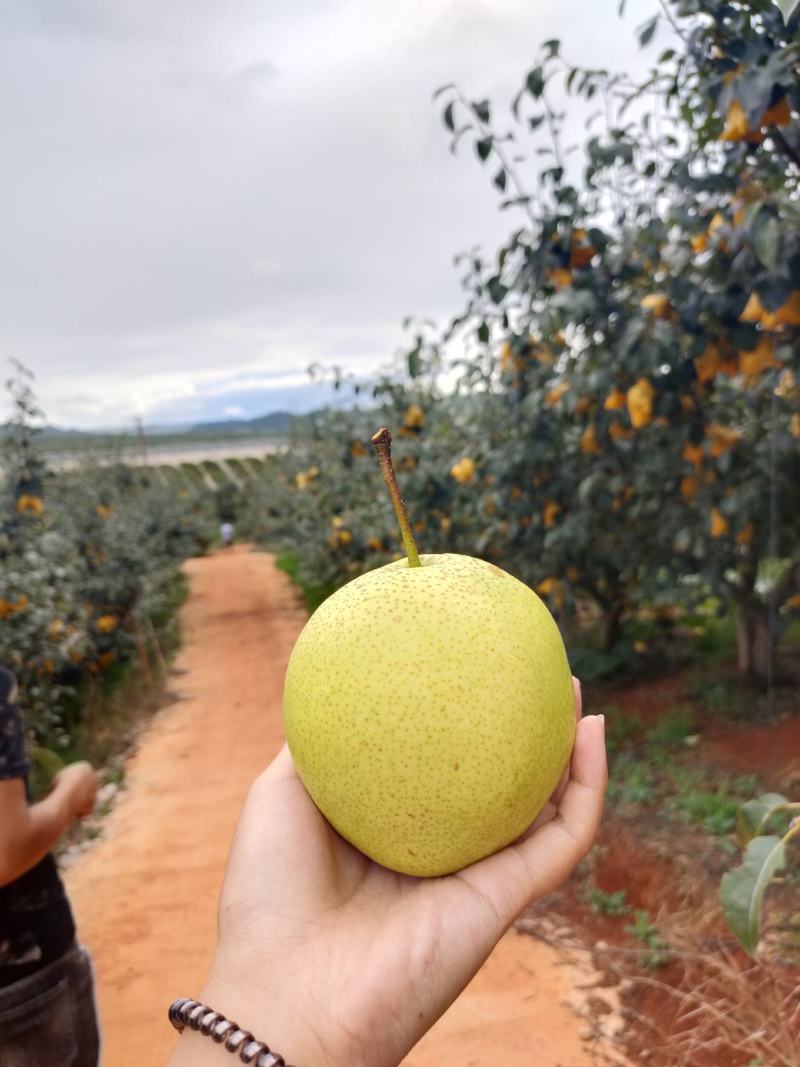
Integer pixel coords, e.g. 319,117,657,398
371,427,421,568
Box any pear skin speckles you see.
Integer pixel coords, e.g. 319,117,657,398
283,553,575,877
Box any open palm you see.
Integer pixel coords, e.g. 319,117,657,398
172,679,606,1067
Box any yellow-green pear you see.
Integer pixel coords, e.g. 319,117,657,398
282,429,575,877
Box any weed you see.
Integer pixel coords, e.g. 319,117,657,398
625,908,669,968
668,771,761,835
585,887,630,917
691,676,753,721
647,705,696,747
602,706,641,752
607,758,656,805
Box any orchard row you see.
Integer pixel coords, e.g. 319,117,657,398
242,1,800,684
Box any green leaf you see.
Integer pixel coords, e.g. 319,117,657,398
526,67,545,99
471,98,491,124
720,835,786,955
776,0,800,21
736,793,788,846
638,16,658,47
542,39,560,58
752,214,780,271
477,321,490,344
493,167,507,192
407,348,421,379
487,276,508,304
443,100,456,132
475,136,493,163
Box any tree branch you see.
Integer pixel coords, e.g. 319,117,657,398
657,0,690,43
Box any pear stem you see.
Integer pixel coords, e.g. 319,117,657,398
371,427,421,568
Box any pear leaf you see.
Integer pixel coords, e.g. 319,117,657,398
752,214,780,271
736,793,787,847
720,835,786,955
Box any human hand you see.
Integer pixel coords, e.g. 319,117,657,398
172,679,606,1067
53,760,98,821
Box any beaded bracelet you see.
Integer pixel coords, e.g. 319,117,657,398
168,998,296,1067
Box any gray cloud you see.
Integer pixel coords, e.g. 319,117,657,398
0,0,651,428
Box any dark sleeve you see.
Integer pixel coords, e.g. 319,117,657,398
0,667,31,781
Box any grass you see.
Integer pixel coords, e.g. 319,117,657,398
646,705,696,746
607,758,657,805
690,676,754,721
603,705,642,753
605,707,692,808
601,671,776,845
275,551,336,613
668,771,761,835
605,694,762,835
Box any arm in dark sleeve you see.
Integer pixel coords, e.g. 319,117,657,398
0,668,73,886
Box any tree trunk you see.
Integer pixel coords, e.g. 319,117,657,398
736,602,773,687
601,604,624,652
736,604,753,679
752,611,772,683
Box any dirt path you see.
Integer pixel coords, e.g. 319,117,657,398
66,546,622,1067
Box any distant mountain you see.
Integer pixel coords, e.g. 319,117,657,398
0,423,92,439
2,410,302,441
186,410,301,436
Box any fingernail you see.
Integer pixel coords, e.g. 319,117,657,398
598,714,605,731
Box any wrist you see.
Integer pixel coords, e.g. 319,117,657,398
195,960,343,1067
48,779,78,828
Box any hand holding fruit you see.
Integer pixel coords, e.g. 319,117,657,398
54,760,99,821
170,428,607,1067
177,684,605,1067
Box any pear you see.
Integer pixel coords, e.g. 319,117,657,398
283,429,575,877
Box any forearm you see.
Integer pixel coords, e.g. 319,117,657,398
0,787,72,886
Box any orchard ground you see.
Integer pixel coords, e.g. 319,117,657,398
65,546,626,1067
63,545,800,1067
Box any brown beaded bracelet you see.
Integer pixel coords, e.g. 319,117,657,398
168,998,295,1067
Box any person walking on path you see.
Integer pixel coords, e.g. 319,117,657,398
0,665,101,1066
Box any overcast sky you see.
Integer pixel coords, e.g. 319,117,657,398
0,0,652,429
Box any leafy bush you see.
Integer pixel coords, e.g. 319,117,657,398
0,365,215,747
721,791,800,957
241,0,800,690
